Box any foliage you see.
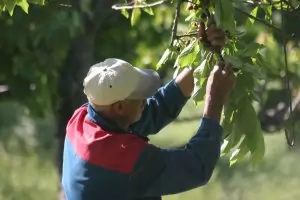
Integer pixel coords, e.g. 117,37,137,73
2,0,300,168
0,0,45,16
0,1,176,117
0,7,83,116
114,0,300,167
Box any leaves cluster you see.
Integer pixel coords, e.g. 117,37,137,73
116,0,300,167
0,0,45,16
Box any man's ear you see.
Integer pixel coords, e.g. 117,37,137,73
111,101,125,115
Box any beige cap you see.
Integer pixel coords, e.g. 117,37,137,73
83,58,161,106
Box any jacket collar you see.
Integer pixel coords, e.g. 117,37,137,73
85,103,149,141
87,103,128,133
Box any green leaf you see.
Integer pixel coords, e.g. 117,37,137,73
249,130,265,167
221,103,235,139
238,42,264,57
142,5,154,15
27,0,45,5
121,8,129,18
185,9,200,22
192,54,211,103
229,74,248,105
262,5,272,23
223,55,243,68
192,77,208,103
80,0,93,18
221,110,240,155
4,0,17,16
185,12,196,22
249,7,258,24
221,139,230,156
230,122,244,149
131,8,141,26
229,137,249,166
156,48,172,70
242,63,265,79
213,0,235,34
175,40,200,68
236,97,263,156
17,0,29,13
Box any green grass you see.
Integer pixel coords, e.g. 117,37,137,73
1,100,300,200
0,150,58,200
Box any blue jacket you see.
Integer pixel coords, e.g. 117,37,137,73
62,80,223,200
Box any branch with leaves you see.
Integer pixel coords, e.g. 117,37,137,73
113,0,299,166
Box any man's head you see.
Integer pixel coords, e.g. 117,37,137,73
83,58,161,128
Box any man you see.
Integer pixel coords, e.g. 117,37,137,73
62,24,235,200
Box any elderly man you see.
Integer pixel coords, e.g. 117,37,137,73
61,24,235,200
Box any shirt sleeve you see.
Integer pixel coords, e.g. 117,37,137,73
129,117,222,198
129,79,189,137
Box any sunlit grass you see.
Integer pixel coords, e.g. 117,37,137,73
0,149,58,200
1,101,300,200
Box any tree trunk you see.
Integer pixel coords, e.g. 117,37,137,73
54,1,118,199
55,33,96,199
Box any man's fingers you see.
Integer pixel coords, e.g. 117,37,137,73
207,31,225,41
206,24,218,35
212,63,223,74
210,38,226,47
212,61,225,74
223,62,233,75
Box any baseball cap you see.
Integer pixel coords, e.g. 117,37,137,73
83,58,162,106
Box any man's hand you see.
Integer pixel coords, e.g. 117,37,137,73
206,24,227,48
203,62,235,123
175,23,227,99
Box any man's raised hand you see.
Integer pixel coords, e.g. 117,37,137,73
203,62,236,122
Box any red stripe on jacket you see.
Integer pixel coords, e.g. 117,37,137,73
66,106,148,173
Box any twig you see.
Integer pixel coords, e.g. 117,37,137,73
234,7,282,32
170,0,182,46
281,1,295,147
241,0,281,6
235,6,297,40
112,0,167,10
176,32,198,38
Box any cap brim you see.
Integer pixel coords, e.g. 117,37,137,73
127,67,162,100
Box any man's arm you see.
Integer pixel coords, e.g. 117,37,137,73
129,68,194,137
129,117,222,198
129,62,235,198
129,22,228,137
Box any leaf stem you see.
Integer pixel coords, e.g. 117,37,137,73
234,7,281,31
112,0,167,10
241,0,281,6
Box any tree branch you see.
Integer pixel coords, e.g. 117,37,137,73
170,0,182,46
234,7,282,32
112,0,167,10
241,0,281,6
176,31,198,39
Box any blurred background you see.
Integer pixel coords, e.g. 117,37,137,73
1,0,300,200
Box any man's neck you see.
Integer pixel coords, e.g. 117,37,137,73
96,109,129,131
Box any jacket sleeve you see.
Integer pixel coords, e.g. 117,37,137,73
129,117,222,198
129,79,189,137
